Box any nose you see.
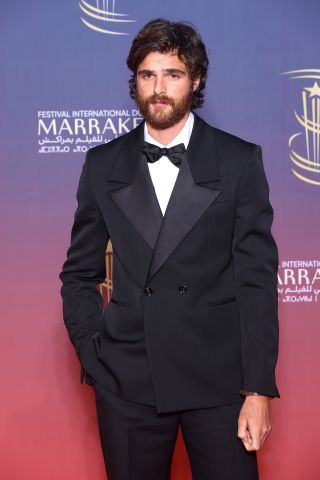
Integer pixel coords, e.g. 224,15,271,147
153,75,166,95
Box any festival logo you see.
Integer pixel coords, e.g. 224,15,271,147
278,259,320,304
282,69,320,186
79,0,136,35
37,108,142,155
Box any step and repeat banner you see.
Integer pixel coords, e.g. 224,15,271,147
1,1,319,479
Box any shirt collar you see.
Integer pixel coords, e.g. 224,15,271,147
144,111,194,149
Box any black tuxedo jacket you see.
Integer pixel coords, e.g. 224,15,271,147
60,112,280,414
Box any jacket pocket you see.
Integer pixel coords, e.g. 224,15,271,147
110,297,130,307
204,296,236,307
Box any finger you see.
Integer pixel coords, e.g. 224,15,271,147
259,427,271,447
238,423,251,450
247,426,261,451
238,427,254,451
244,429,257,451
237,420,248,441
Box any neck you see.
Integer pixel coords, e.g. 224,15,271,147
146,111,190,146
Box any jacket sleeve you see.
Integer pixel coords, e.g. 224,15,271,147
232,144,280,398
59,149,110,365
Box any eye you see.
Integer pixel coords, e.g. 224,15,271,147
142,72,153,79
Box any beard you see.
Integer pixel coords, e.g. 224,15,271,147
135,87,194,130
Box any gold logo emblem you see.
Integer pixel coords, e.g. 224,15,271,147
98,242,113,306
79,0,136,35
283,69,320,186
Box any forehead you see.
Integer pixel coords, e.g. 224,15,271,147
137,50,187,72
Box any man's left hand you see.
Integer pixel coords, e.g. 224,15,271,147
237,396,273,451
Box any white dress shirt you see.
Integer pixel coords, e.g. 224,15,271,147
144,112,194,216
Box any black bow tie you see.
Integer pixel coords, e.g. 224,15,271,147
142,141,186,167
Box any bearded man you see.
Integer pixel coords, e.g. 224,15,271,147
60,18,280,480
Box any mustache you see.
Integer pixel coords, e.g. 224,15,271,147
147,94,175,106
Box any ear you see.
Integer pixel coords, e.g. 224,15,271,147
192,76,201,92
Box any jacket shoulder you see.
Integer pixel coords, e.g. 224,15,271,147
196,113,256,152
86,131,127,161
84,120,143,174
216,129,261,181
214,126,257,153
194,114,261,182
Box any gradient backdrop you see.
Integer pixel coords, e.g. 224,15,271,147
1,1,320,479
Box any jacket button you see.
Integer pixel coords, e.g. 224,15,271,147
144,287,153,296
178,285,188,294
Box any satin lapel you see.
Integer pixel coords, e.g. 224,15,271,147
107,121,163,250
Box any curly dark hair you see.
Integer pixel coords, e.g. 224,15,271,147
126,18,209,109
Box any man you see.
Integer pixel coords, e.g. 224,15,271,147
60,18,280,480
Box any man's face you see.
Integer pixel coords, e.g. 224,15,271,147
135,50,200,130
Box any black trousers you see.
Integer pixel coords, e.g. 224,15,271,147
91,378,259,480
